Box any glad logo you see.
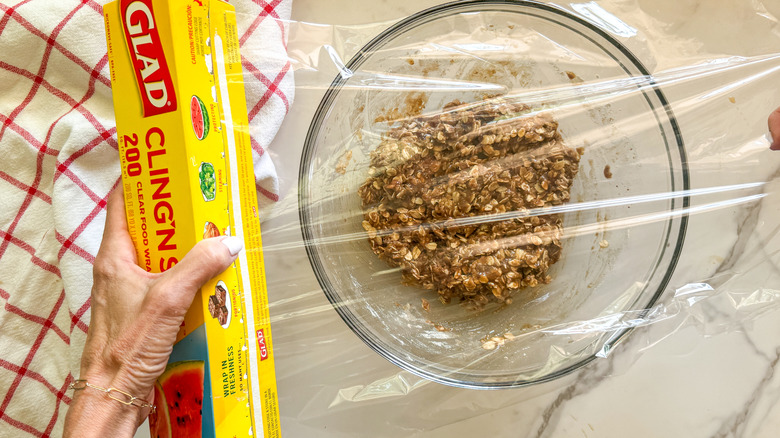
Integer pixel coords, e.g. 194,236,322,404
256,329,268,361
120,0,177,117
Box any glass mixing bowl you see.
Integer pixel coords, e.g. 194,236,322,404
299,0,688,388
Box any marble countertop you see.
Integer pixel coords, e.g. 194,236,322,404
140,1,780,437
266,1,780,437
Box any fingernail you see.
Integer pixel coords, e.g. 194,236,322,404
221,236,243,257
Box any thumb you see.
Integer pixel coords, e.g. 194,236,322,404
152,236,243,313
769,106,780,151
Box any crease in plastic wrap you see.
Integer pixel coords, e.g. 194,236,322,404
241,1,780,434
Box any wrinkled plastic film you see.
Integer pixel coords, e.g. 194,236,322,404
235,1,780,433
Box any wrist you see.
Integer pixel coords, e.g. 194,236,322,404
79,352,159,405
84,367,153,404
64,380,146,438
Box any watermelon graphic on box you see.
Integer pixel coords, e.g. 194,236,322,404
150,360,206,438
149,381,171,438
191,95,210,140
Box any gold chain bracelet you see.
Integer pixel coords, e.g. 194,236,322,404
69,380,156,413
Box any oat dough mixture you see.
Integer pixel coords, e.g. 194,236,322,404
358,100,582,307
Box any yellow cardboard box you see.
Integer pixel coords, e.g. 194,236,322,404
103,0,280,436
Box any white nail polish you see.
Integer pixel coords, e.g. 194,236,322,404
221,236,243,256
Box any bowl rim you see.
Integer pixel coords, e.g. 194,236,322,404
298,0,690,389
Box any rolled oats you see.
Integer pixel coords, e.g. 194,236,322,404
358,99,582,308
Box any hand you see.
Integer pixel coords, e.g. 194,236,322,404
769,106,780,151
63,188,243,437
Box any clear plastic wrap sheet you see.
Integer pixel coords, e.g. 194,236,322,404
245,1,780,435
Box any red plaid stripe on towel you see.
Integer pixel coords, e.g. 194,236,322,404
0,0,293,436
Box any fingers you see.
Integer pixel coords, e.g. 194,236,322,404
102,187,129,243
769,107,780,151
151,236,243,312
96,187,139,265
170,237,243,291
